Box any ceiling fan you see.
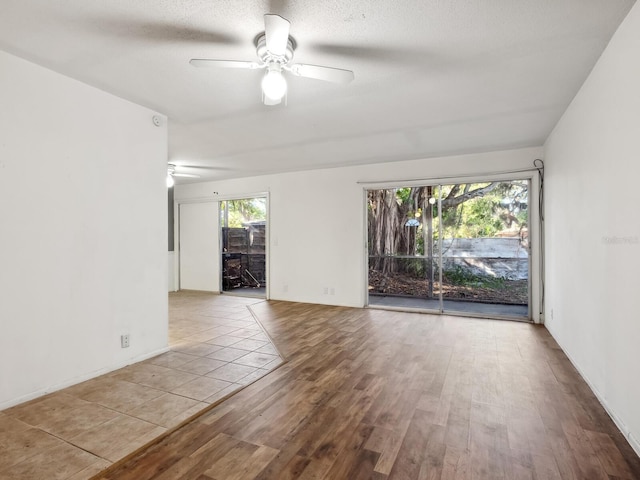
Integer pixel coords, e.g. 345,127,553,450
167,163,202,187
167,163,240,187
189,14,355,106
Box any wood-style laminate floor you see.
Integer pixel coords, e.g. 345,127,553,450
97,295,640,480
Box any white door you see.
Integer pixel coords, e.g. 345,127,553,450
179,202,219,291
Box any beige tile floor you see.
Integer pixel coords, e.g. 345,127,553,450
0,291,283,480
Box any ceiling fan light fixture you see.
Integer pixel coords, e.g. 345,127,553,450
189,14,354,105
261,64,287,101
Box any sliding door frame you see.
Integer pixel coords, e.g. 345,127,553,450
218,193,270,299
175,191,270,300
363,171,540,323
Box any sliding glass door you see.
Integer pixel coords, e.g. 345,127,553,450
436,181,529,317
367,187,441,311
367,179,530,319
219,197,267,297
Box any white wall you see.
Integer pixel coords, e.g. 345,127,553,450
175,146,542,316
544,3,640,456
0,50,168,409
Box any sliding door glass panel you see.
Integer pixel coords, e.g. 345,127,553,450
437,181,529,318
220,197,267,297
367,187,440,311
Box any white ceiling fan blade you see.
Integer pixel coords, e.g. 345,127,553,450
264,14,290,56
172,173,200,178
189,59,262,69
174,165,236,171
287,64,355,84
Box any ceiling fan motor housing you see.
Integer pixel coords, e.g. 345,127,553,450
256,34,295,65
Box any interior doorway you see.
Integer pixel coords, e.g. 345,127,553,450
367,180,530,319
219,196,267,298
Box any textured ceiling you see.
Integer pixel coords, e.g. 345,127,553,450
0,0,635,182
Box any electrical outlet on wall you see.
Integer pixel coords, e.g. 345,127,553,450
121,334,130,348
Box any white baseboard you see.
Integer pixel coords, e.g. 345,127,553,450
545,324,640,458
0,345,170,411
